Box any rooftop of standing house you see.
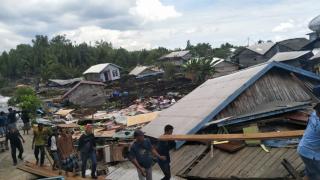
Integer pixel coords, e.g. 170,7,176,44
83,63,121,74
268,50,312,62
234,38,311,57
142,61,320,147
129,65,163,76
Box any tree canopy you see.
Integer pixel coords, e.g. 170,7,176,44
0,35,238,85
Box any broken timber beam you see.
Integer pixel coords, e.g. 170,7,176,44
159,130,304,141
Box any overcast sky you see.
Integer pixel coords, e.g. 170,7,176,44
0,0,320,51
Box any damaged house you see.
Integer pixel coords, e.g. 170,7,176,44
142,61,320,179
83,63,121,82
62,81,107,107
211,58,240,78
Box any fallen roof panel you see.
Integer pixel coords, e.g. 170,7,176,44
182,147,304,179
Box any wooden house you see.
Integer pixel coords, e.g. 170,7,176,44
83,63,121,82
62,81,106,107
158,50,192,66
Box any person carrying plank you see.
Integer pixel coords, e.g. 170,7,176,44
157,125,176,180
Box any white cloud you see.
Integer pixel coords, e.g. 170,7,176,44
57,26,152,51
129,0,181,22
0,23,29,51
272,19,295,32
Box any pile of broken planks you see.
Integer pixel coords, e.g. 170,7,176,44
17,161,108,180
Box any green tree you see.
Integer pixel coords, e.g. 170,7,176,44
183,57,217,84
8,87,41,117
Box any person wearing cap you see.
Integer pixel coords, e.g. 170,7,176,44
78,124,97,179
129,129,166,180
157,125,176,180
6,127,25,166
32,123,47,166
298,103,320,180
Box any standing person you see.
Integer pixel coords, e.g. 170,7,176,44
129,129,166,180
21,110,31,135
57,128,78,176
78,124,97,179
157,125,176,180
7,108,17,129
32,123,47,166
298,103,320,180
49,128,61,173
6,127,25,166
0,111,7,137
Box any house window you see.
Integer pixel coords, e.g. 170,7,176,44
112,70,119,77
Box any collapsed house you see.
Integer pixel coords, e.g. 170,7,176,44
142,61,320,179
62,81,107,107
47,77,83,87
83,63,121,82
129,65,164,79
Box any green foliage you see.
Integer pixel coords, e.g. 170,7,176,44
8,87,41,116
183,57,217,84
160,62,178,81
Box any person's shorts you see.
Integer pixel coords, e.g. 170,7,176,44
300,155,320,179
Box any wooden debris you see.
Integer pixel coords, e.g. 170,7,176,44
159,130,304,141
281,158,302,180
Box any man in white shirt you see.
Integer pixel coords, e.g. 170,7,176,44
50,129,61,174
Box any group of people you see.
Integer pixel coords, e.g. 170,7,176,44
4,111,98,179
0,108,31,137
129,125,175,180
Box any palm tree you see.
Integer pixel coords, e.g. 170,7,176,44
183,57,217,84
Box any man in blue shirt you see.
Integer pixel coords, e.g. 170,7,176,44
157,125,176,180
298,103,320,180
129,130,166,180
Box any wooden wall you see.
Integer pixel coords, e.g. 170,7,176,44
215,69,312,119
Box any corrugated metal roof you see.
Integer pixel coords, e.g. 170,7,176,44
142,62,320,147
246,42,275,55
182,147,303,179
311,50,320,60
269,50,311,62
48,77,83,86
215,101,311,126
129,66,149,76
83,63,121,74
159,50,190,60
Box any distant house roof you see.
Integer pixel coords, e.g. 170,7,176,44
277,38,310,51
129,66,163,78
62,80,105,99
269,50,311,62
48,77,83,86
142,61,320,147
83,63,121,74
159,50,190,60
311,50,320,60
246,42,275,55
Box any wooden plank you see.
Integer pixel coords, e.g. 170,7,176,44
281,159,302,180
17,162,108,180
159,130,304,141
